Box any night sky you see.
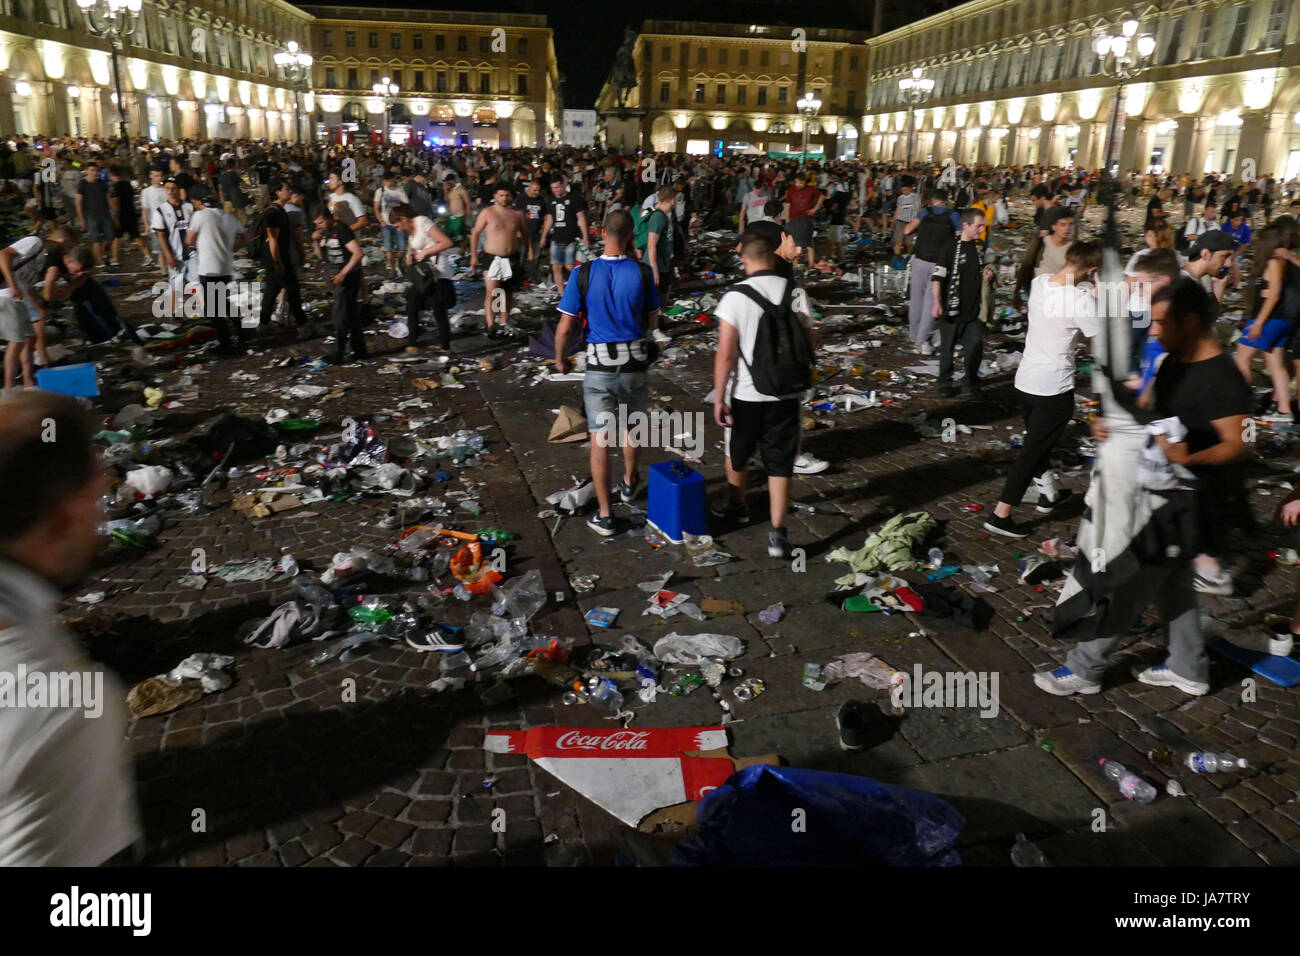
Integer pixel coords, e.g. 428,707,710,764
295,1,967,109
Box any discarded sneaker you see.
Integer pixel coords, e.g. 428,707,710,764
836,700,868,751
1193,568,1233,596
1223,627,1295,658
406,627,466,653
984,513,1031,538
1033,665,1102,696
1133,664,1208,697
793,452,829,475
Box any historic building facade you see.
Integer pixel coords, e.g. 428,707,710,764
302,5,559,149
862,0,1300,179
0,0,313,141
594,20,871,159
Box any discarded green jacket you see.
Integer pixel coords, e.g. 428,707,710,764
827,511,938,573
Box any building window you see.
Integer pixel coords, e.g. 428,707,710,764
659,82,670,102
847,88,856,109
718,48,728,65
479,35,490,53
435,34,445,51
368,32,378,49
780,52,789,66
323,31,333,48
663,45,672,62
759,50,769,67
1161,17,1185,64
516,73,528,95
519,37,528,55
479,73,490,94
849,53,858,70
694,83,705,103
369,69,379,86
1224,5,1251,57
697,47,706,64
736,86,746,105
347,68,357,90
391,33,400,50
412,71,424,91
716,84,726,104
1264,0,1286,48
457,35,467,52
757,86,767,106
325,67,336,88
345,31,356,49
644,42,653,62
1193,13,1213,58
413,33,422,51
739,49,748,66
778,86,787,104
436,71,447,92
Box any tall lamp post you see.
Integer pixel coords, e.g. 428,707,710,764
75,0,141,154
1092,20,1156,207
274,40,313,144
372,75,399,146
68,85,83,136
797,91,822,168
897,66,934,171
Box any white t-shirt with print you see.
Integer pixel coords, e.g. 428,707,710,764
1016,273,1099,396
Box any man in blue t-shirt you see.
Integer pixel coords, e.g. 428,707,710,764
553,209,661,537
1222,211,1252,291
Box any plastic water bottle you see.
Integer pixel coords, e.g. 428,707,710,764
1100,759,1157,803
927,547,944,569
1185,752,1247,773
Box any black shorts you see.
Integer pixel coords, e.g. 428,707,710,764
726,397,801,478
114,219,139,239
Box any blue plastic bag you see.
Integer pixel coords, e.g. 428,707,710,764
668,765,964,866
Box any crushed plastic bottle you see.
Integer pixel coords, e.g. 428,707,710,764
586,676,624,713
1184,752,1248,774
927,547,944,570
758,602,785,624
1011,833,1049,867
1100,759,1157,803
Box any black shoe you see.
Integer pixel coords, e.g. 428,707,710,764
486,326,501,340
983,513,1031,538
617,476,639,504
1036,488,1075,514
964,381,985,399
939,383,959,398
836,700,868,751
767,528,793,559
586,511,616,536
709,497,749,523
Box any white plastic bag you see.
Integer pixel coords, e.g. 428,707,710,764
125,465,173,497
653,632,745,665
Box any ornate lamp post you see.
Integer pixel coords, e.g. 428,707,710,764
372,75,399,145
797,90,822,168
1092,19,1156,198
274,40,313,144
897,66,934,170
75,0,141,152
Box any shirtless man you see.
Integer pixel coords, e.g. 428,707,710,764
469,185,527,339
443,172,472,241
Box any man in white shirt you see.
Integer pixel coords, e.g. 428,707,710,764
186,184,249,355
0,393,141,865
1183,202,1218,245
139,168,169,278
711,230,814,560
150,178,196,311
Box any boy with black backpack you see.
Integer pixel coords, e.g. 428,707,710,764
711,230,815,559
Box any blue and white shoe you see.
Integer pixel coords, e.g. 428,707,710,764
1033,665,1102,696
1133,664,1208,697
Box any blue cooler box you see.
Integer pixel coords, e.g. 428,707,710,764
36,363,99,397
646,460,707,544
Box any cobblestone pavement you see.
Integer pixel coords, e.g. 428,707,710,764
66,204,1300,866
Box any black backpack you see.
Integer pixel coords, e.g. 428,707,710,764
727,275,812,398
574,258,655,339
912,208,958,262
246,205,270,260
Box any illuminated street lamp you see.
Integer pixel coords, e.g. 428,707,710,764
274,39,314,143
372,74,399,145
1092,19,1156,187
897,66,934,169
75,0,142,152
797,90,822,168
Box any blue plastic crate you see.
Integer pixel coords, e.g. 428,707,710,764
36,363,99,397
646,460,707,544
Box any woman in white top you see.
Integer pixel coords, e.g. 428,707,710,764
391,202,455,352
985,240,1102,537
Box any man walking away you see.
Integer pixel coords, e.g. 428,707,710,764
187,183,249,356
931,208,993,399
905,188,962,353
258,178,310,334
313,207,368,364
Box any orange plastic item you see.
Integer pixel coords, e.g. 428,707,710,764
461,568,502,594
450,540,483,579
526,639,570,664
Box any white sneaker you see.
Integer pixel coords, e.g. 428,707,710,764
652,328,671,345
1033,665,1102,696
793,452,829,475
1193,568,1233,596
1133,664,1209,697
919,341,935,356
1223,628,1295,658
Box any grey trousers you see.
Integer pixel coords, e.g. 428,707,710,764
909,258,938,345
1064,563,1208,683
